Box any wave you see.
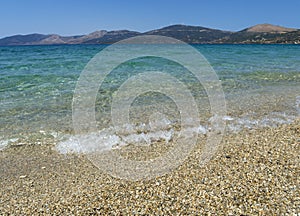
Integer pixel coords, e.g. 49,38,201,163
57,111,298,155
56,118,208,154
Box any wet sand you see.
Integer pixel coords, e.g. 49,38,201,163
0,120,299,215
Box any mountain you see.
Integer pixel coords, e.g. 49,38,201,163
67,30,107,44
216,24,300,44
0,30,140,45
0,24,299,45
0,33,83,45
82,30,140,44
241,24,296,33
0,33,49,45
143,24,232,43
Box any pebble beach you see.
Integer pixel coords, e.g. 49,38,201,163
0,119,299,215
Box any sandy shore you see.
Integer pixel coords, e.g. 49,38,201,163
0,120,299,215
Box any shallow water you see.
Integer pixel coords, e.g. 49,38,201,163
0,44,299,151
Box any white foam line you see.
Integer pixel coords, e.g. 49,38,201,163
56,123,208,155
296,96,300,115
0,138,19,151
226,111,297,133
57,107,299,154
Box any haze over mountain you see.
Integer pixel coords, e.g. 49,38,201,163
0,24,299,45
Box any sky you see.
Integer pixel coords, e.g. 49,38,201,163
1,0,300,38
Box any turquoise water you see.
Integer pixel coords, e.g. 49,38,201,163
0,44,299,147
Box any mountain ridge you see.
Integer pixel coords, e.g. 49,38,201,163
0,24,299,45
241,24,296,33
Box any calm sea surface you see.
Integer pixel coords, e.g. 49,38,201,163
0,44,299,150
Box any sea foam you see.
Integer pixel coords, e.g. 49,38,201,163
56,120,207,155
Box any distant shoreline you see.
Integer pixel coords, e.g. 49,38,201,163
0,43,300,47
1,23,299,46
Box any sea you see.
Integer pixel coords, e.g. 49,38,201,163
0,44,299,152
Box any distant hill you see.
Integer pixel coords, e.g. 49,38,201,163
0,33,83,45
82,30,140,44
0,30,141,46
143,24,232,43
217,24,300,44
0,24,299,45
68,30,107,44
241,24,296,33
0,33,50,45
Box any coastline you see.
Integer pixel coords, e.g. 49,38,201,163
0,119,299,214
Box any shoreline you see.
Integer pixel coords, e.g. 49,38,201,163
0,119,299,214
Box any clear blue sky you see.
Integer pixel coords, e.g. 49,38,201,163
1,0,299,38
